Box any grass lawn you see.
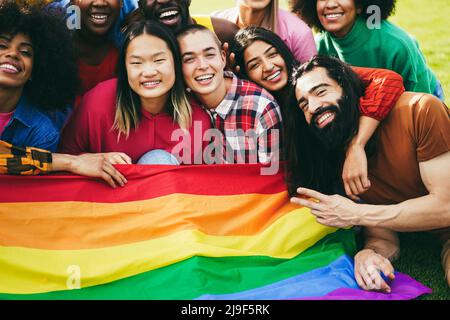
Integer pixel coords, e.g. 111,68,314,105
191,0,449,299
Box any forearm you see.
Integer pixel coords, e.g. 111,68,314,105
51,153,77,172
362,227,400,261
349,116,379,148
359,194,450,232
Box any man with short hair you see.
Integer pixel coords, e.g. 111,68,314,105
177,24,282,168
288,56,450,291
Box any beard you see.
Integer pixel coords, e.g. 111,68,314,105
309,98,355,150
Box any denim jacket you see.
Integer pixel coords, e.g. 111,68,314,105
0,96,60,152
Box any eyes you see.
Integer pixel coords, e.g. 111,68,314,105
129,58,167,65
0,41,33,58
298,89,328,111
247,49,279,72
182,52,217,64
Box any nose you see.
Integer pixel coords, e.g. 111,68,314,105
324,0,338,9
4,47,20,61
196,56,208,70
92,0,108,6
308,96,325,114
262,58,275,73
141,64,158,77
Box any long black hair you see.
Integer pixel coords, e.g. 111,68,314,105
0,0,78,111
285,56,365,196
232,26,298,105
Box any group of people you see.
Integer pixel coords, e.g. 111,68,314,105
0,0,449,293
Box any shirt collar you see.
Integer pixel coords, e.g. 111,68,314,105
213,71,241,120
327,16,371,53
9,95,36,128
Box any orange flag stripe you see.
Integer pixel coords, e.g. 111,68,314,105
0,191,297,250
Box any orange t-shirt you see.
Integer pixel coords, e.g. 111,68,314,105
361,93,450,205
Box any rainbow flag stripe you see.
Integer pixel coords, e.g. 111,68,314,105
0,165,430,300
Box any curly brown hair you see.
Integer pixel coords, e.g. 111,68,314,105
0,0,78,111
290,0,397,31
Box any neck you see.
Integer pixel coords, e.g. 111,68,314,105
140,93,169,115
75,29,110,48
0,86,23,113
237,5,268,28
332,19,357,38
197,77,231,110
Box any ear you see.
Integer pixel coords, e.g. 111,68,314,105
220,49,227,68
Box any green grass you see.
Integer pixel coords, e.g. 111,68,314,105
191,0,450,299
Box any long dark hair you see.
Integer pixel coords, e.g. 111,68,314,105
232,27,298,105
114,19,191,138
285,56,365,196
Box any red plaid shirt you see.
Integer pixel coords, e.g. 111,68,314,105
193,72,282,164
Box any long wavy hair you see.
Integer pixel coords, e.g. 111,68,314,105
285,56,365,196
0,0,78,111
114,19,192,139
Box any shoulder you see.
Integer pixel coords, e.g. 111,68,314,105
238,79,280,111
210,7,237,22
278,9,311,34
391,92,449,122
78,78,118,114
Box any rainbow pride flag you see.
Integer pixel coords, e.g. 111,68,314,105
0,165,430,300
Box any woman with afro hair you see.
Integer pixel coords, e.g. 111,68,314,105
0,0,78,151
290,0,444,100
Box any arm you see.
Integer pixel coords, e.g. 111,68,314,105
343,67,405,198
291,152,450,231
0,140,52,175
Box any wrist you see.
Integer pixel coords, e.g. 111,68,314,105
52,153,76,172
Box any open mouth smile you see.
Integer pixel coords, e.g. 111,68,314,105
194,74,214,85
316,111,336,128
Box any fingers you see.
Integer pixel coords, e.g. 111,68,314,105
296,187,328,202
102,162,127,188
361,175,371,189
290,197,326,211
118,153,132,164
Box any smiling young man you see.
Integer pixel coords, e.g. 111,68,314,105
287,56,450,291
177,24,282,167
122,0,239,46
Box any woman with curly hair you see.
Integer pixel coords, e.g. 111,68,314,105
60,20,211,165
0,0,77,151
290,0,444,100
212,0,316,64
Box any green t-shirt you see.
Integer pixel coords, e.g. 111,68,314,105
316,17,437,94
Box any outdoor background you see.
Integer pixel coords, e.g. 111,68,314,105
191,0,449,299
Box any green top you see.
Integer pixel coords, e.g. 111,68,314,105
316,17,437,94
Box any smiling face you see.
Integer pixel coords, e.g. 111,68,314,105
316,0,361,38
0,33,33,90
243,39,288,92
126,33,175,108
178,30,226,98
140,0,191,33
75,0,121,36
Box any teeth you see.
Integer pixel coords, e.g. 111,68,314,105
195,74,213,82
325,13,343,18
142,81,161,87
0,63,19,73
91,14,108,19
160,10,179,18
266,70,281,81
317,112,334,125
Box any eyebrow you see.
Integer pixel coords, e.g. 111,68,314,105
128,51,167,59
297,83,331,106
182,46,216,58
0,35,33,48
246,46,275,68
